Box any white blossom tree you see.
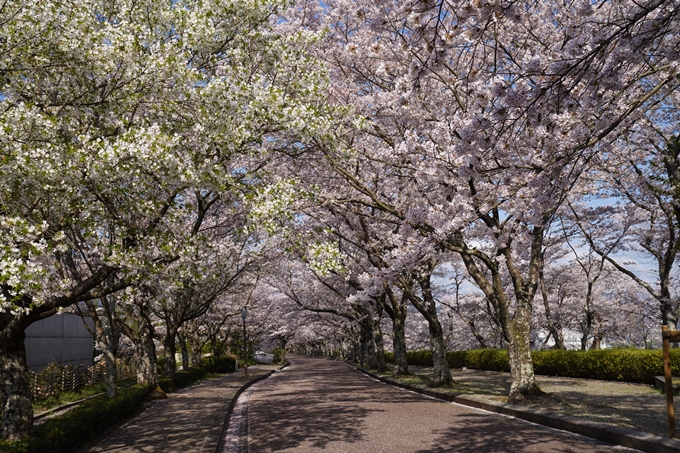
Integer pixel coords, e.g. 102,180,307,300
0,0,330,439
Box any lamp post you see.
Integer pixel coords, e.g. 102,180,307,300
241,307,248,377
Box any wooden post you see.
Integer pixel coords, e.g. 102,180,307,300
663,325,676,438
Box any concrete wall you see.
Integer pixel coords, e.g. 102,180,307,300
24,314,94,372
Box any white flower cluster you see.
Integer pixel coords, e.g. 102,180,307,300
306,242,347,277
248,178,302,235
0,217,51,312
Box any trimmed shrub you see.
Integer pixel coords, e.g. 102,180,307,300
157,376,175,393
456,349,510,372
272,349,286,364
158,355,237,392
202,355,237,373
0,384,153,453
171,368,205,388
386,348,679,384
530,348,680,384
410,350,433,366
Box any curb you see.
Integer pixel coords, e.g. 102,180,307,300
357,367,680,453
211,369,280,453
34,382,139,422
33,391,106,421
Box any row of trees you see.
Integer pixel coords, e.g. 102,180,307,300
0,0,333,440
257,0,680,399
2,0,680,442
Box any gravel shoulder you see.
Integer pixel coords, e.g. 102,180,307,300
375,365,671,437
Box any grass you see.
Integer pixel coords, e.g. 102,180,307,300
372,365,510,395
33,377,136,413
369,363,671,436
34,369,229,414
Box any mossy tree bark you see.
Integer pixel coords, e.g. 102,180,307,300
79,290,122,398
383,285,409,376
507,295,541,399
401,261,453,387
371,298,388,372
119,300,158,388
0,322,32,442
445,220,546,400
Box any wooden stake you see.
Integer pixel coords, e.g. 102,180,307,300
664,325,676,438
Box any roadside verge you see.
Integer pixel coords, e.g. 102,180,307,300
357,367,680,453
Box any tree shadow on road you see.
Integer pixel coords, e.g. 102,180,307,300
247,360,426,452
413,413,614,453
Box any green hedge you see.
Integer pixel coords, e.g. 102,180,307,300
0,384,153,453
448,349,510,372
157,367,204,393
529,349,680,383
385,348,680,384
157,355,237,392
202,355,237,373
272,349,285,365
0,355,239,453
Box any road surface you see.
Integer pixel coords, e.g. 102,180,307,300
233,355,630,453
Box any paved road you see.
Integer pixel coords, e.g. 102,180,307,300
86,366,278,453
242,355,629,453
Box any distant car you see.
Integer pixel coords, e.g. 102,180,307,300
254,351,274,364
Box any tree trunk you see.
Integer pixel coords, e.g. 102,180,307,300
383,287,409,375
539,260,565,350
589,311,605,350
135,315,158,388
428,316,452,387
358,334,366,366
550,327,566,350
507,298,541,401
410,290,452,385
581,307,594,350
210,335,218,357
0,326,32,441
163,326,177,376
590,334,603,350
661,287,678,331
360,315,377,368
373,307,387,372
178,331,190,370
405,265,453,387
392,309,409,375
190,341,202,367
81,297,120,398
102,345,118,398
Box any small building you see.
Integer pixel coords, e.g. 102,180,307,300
24,314,94,372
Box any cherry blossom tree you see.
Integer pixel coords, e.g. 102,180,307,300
0,0,330,439
570,132,680,331
284,0,680,399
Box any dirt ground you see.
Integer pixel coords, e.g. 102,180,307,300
376,365,672,437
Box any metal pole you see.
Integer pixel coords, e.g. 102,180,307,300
242,310,248,377
663,325,676,437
